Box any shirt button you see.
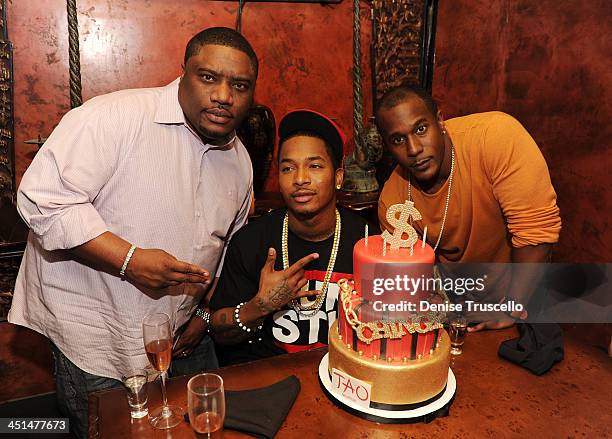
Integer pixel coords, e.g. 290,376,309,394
195,211,201,217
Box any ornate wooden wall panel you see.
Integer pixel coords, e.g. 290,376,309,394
372,0,437,100
0,0,14,201
0,0,23,322
371,0,438,186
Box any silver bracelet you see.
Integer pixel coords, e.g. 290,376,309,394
234,302,263,333
119,244,137,278
195,307,211,333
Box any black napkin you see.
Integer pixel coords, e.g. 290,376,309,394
498,323,564,375
223,375,300,439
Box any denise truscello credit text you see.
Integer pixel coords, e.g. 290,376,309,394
371,300,524,313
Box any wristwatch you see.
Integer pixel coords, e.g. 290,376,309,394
194,307,211,332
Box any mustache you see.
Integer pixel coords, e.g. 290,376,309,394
292,189,316,197
412,158,429,166
204,105,233,118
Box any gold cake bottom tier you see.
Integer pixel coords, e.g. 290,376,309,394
328,320,451,405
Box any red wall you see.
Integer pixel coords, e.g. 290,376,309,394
8,1,610,262
8,0,372,191
433,0,611,262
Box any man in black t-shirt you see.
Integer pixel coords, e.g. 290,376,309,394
210,109,378,365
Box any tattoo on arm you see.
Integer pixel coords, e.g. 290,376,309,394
255,297,272,314
257,280,293,314
212,308,247,343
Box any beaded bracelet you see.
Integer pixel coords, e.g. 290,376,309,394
119,244,137,278
234,302,263,333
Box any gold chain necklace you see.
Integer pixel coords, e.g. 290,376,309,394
408,145,455,252
282,209,341,317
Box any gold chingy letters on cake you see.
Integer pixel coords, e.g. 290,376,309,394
339,279,444,345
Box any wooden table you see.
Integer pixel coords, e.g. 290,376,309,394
89,327,611,438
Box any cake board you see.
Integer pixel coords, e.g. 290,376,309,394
318,353,456,424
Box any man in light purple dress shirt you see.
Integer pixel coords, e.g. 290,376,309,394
9,27,257,438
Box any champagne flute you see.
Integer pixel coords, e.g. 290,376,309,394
142,312,184,429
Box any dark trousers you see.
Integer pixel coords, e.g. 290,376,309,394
51,345,121,439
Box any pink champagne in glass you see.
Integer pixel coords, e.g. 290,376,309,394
193,411,224,433
145,339,172,372
142,312,184,429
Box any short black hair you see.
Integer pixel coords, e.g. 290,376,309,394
184,27,259,78
376,83,439,118
279,130,341,170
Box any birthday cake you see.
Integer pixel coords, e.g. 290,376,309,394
327,202,451,408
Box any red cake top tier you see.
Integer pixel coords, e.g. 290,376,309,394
353,235,435,295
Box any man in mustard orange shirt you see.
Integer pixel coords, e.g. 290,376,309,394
376,84,561,331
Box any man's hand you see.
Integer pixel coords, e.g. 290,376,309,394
172,316,208,358
252,248,320,316
210,248,319,346
71,232,209,290
467,308,528,332
467,318,515,332
125,248,210,289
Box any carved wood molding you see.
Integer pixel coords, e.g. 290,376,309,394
372,0,437,100
371,0,437,186
0,0,14,202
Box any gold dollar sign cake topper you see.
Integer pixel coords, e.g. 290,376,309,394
381,200,422,250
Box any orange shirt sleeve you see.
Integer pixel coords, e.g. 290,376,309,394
482,113,561,247
378,196,391,232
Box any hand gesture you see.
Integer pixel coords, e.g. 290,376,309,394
125,248,210,289
253,248,319,315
